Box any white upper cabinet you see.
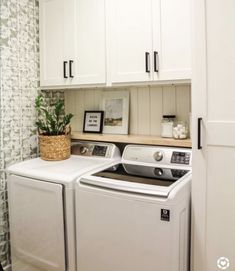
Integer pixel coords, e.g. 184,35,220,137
153,0,191,81
108,0,191,84
71,0,106,85
39,0,191,87
108,0,153,83
39,0,68,87
39,0,106,88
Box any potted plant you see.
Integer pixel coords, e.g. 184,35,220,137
35,95,74,161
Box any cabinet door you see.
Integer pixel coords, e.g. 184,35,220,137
192,0,235,270
153,0,191,81
108,0,153,83
39,0,68,87
70,0,106,85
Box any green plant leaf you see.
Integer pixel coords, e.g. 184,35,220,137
63,113,74,126
36,120,50,134
35,95,74,135
54,100,64,121
35,95,43,109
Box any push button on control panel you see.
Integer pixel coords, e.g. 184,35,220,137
171,152,191,165
92,145,108,157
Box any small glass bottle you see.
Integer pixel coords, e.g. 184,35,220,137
173,121,189,139
161,115,176,138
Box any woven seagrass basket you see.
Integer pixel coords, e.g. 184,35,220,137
39,133,71,161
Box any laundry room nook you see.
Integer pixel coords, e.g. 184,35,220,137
64,85,192,146
0,0,235,271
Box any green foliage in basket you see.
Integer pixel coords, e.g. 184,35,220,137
35,95,73,135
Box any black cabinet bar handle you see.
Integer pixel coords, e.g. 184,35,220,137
145,52,150,73
154,51,159,72
69,60,74,78
63,61,68,79
198,117,202,149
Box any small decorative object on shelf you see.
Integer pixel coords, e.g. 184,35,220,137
83,111,104,133
35,95,73,161
161,115,176,138
173,121,189,139
101,90,129,135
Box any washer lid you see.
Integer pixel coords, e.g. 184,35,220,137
7,156,115,186
80,163,191,197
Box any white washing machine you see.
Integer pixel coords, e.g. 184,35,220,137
7,141,120,271
76,145,192,271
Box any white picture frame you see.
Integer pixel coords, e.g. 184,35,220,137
101,90,129,135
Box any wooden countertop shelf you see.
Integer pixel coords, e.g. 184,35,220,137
71,132,192,148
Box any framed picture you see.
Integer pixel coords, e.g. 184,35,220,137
83,111,104,133
101,91,129,135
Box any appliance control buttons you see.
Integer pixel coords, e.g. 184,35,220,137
92,145,108,157
171,152,191,165
154,151,164,161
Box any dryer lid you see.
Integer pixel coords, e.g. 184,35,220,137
7,156,117,187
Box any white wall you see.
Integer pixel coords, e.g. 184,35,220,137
65,84,191,135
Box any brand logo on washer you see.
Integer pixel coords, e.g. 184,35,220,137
161,209,170,221
217,257,230,270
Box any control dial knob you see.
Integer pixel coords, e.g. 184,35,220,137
80,146,88,155
154,151,163,161
154,168,164,177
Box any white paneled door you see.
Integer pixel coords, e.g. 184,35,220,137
192,0,235,270
40,0,106,87
39,0,71,87
39,0,64,86
108,0,153,83
153,0,191,81
71,0,106,85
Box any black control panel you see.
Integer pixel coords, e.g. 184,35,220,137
92,145,108,157
171,152,191,165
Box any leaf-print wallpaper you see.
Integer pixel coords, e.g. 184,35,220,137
0,0,64,269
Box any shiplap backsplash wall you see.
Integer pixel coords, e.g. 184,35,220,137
65,85,191,135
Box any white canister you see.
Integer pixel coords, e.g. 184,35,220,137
161,115,176,138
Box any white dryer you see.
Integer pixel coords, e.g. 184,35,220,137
7,141,120,271
76,145,192,271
